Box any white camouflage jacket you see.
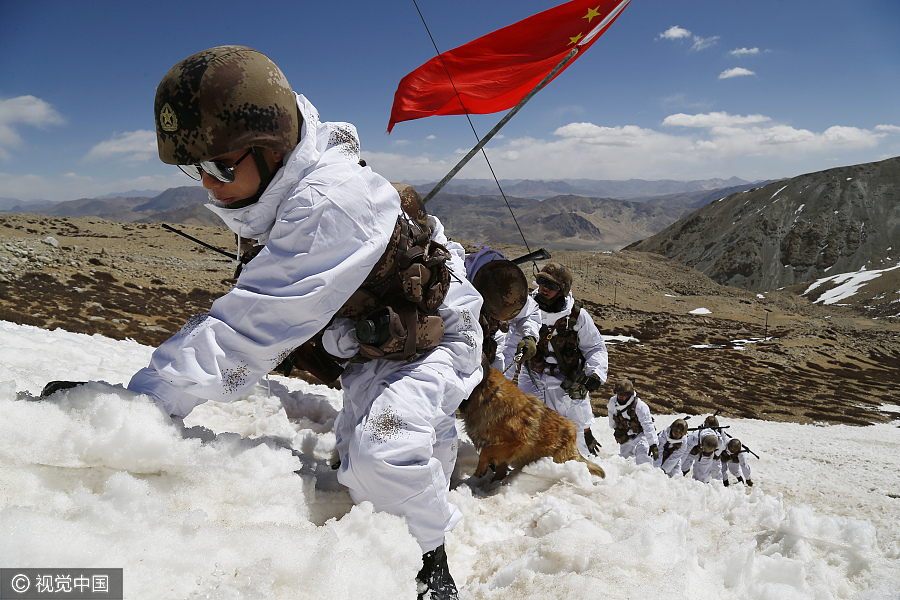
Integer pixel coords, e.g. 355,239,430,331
129,94,483,416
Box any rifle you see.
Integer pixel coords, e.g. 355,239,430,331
718,426,761,459
161,224,237,261
510,247,551,265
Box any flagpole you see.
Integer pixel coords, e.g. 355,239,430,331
421,46,579,205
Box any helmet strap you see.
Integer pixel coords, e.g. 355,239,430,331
219,147,279,210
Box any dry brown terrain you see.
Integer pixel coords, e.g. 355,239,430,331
2,213,898,426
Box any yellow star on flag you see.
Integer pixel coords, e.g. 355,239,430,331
568,31,584,45
583,6,602,23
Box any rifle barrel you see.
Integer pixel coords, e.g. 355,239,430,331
162,224,237,260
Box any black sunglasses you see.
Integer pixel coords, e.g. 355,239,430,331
538,279,561,291
178,149,253,183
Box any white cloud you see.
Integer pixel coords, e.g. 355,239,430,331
875,124,900,134
371,111,894,184
658,26,718,51
663,112,771,128
658,26,692,41
729,47,760,57
691,36,720,51
425,135,436,140
719,67,756,79
552,122,659,146
0,95,65,160
85,130,157,162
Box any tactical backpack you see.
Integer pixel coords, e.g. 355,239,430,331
281,213,450,384
612,400,641,444
529,301,585,378
337,215,450,361
661,440,683,465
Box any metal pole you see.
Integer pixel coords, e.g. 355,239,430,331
421,47,580,205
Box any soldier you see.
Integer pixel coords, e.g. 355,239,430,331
519,262,608,457
681,424,726,483
720,438,754,487
654,418,688,476
466,248,541,373
607,378,658,465
127,46,482,599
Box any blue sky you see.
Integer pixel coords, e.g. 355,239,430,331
1,0,899,201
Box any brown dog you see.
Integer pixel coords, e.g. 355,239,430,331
458,367,605,481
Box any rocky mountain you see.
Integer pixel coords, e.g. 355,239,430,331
628,156,900,292
429,193,690,251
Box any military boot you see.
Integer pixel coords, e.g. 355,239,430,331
416,544,458,600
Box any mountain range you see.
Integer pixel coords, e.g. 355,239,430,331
412,176,752,199
0,178,768,253
2,159,898,314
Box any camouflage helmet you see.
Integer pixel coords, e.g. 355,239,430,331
536,262,573,296
392,182,430,236
726,438,742,454
670,419,688,438
701,434,719,453
155,46,301,165
704,415,720,429
472,260,528,322
614,378,634,396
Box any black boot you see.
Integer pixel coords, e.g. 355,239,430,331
416,544,458,600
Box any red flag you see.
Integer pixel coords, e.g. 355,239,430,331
388,0,630,132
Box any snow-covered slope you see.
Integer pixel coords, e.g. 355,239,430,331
2,321,898,599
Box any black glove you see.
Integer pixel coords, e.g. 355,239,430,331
584,429,601,455
516,336,537,361
648,444,659,461
40,381,87,398
584,373,603,392
723,479,730,487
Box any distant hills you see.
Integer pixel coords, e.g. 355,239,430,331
412,176,752,200
0,177,767,251
0,187,223,227
2,162,898,314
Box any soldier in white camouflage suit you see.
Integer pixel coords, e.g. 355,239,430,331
720,437,754,487
127,46,480,600
607,378,658,465
654,418,688,476
519,263,608,457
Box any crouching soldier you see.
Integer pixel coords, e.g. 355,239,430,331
608,378,658,465
681,428,725,483
654,418,688,476
721,438,753,487
129,46,483,599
